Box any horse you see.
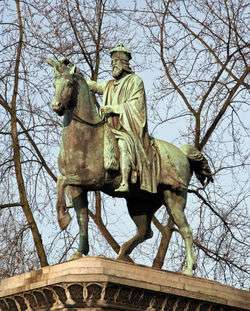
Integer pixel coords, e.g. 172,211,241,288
48,58,213,276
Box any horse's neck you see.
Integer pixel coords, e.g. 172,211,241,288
74,78,101,123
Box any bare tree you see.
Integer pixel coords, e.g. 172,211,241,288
0,0,133,273
0,0,48,269
129,0,249,287
0,0,249,288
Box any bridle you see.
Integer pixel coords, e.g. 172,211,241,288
59,74,108,128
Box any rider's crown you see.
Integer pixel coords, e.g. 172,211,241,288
110,43,132,61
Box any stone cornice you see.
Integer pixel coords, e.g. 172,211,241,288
0,257,249,310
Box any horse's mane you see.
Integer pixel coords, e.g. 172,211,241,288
75,70,86,82
75,70,100,110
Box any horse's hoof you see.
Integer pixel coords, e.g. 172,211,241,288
69,251,82,261
116,257,130,262
116,256,128,262
80,236,89,255
116,255,133,263
182,267,193,276
192,261,197,270
58,212,72,230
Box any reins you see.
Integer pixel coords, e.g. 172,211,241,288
72,112,107,127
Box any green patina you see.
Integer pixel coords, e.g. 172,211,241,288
47,44,213,275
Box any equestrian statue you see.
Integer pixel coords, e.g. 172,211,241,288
48,43,213,276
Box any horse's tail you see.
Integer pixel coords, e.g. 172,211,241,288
180,144,214,186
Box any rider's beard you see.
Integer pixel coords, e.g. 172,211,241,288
112,65,124,79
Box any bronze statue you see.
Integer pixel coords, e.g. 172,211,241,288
48,44,213,275
87,44,183,193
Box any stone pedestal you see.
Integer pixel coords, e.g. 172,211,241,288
0,257,249,310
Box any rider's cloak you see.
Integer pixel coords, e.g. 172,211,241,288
88,74,182,193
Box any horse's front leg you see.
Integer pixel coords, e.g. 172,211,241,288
66,186,89,260
57,175,72,230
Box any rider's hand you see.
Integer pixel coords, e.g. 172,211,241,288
100,105,113,116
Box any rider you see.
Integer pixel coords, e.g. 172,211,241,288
87,43,183,193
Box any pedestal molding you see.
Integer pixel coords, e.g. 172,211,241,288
0,257,248,311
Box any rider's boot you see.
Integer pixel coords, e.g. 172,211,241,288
115,146,131,192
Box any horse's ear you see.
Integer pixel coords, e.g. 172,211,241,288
47,58,57,67
47,58,61,73
69,64,76,75
61,58,71,66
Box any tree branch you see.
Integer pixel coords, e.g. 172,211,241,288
188,189,249,247
152,216,174,268
168,10,250,89
200,66,249,148
0,203,22,210
159,8,196,116
9,0,48,267
88,192,133,262
0,95,57,182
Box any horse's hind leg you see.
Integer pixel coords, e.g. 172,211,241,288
163,190,196,276
117,199,154,261
66,186,89,259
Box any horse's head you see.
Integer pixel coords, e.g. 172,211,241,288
47,58,77,116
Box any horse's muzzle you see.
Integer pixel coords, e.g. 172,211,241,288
52,101,65,116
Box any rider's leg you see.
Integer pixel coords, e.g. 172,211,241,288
115,139,131,192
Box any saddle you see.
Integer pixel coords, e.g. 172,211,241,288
103,125,185,192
